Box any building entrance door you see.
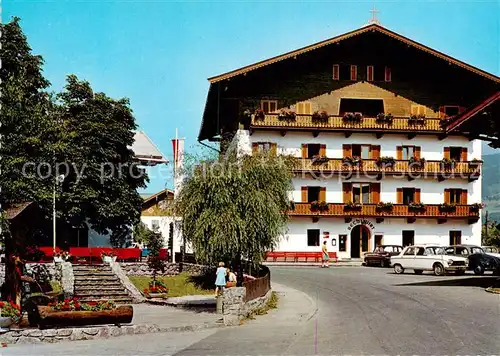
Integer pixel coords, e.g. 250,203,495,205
350,225,371,258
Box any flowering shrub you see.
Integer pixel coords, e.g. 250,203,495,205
408,202,426,211
343,112,363,123
470,203,485,212
311,155,329,165
54,250,71,260
409,156,426,168
101,251,116,258
143,280,168,296
278,109,296,121
310,201,329,212
376,156,396,167
254,109,265,120
439,203,457,213
409,114,426,125
342,156,362,166
376,202,394,211
376,113,393,124
0,301,21,322
344,201,362,210
48,298,116,312
311,110,329,123
441,158,456,168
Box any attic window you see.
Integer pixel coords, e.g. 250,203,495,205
261,100,277,113
297,101,312,115
411,105,426,116
333,64,340,80
350,65,358,81
367,66,374,82
384,67,392,82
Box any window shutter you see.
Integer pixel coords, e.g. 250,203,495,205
343,183,352,203
371,145,381,159
343,144,352,157
301,187,308,203
319,144,326,157
270,143,277,156
461,190,468,205
367,65,374,82
269,101,277,113
297,103,304,115
414,146,421,159
438,106,446,119
410,105,419,115
415,188,421,203
419,106,426,116
261,101,269,113
384,66,391,82
396,146,403,160
333,64,340,80
305,102,312,115
396,188,403,204
319,187,326,202
371,183,381,203
350,65,357,81
444,189,450,204
461,148,468,161
252,143,258,154
302,144,308,158
444,147,450,159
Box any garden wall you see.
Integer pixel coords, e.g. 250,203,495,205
222,287,273,326
119,262,211,276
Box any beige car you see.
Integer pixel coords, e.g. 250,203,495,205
391,245,468,276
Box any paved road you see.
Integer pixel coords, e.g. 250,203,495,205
4,267,500,355
176,267,500,355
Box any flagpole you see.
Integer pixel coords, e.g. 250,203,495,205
172,128,178,264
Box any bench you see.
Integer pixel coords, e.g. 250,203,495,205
265,251,337,263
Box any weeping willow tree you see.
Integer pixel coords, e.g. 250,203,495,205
175,151,295,284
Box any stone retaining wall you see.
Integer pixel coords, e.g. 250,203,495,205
119,262,211,276
222,287,273,326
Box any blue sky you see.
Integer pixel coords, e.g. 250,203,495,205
6,0,499,193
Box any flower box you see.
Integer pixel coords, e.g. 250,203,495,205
468,160,482,169
376,113,393,124
0,317,13,333
311,155,329,165
277,109,296,122
440,158,456,169
342,156,362,167
439,203,457,213
376,156,396,168
310,201,329,212
469,203,484,212
254,109,265,120
376,202,394,212
311,110,329,123
36,305,133,329
408,114,426,125
343,112,363,123
408,203,426,212
409,157,426,169
344,202,362,211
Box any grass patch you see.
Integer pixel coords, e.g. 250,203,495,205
243,292,279,321
129,273,214,298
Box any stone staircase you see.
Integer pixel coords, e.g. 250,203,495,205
73,264,133,304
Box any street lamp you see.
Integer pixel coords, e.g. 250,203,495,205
53,174,65,254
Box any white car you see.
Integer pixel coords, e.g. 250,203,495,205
390,245,468,276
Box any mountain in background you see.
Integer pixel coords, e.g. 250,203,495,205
482,148,500,223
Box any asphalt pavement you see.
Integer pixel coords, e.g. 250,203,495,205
3,267,499,355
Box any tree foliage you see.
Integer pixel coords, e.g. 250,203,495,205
55,75,148,246
175,152,295,274
145,227,165,283
482,222,500,247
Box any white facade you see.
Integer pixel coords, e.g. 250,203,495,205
235,129,482,259
140,216,190,254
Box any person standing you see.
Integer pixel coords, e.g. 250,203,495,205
215,262,227,296
321,241,329,268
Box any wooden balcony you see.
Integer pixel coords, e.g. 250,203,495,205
289,203,479,224
251,114,444,136
294,158,481,181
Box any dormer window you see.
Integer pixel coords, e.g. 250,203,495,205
350,65,358,81
333,64,340,80
367,66,374,82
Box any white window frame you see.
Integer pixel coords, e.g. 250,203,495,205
260,100,278,113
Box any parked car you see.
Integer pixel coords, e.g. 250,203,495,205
481,246,500,257
445,245,500,275
391,245,468,276
363,245,403,267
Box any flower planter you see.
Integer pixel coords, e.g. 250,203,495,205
36,305,133,329
146,293,165,299
0,317,12,333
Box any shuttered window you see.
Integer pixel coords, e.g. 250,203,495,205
384,66,391,82
371,145,381,160
296,102,312,115
371,183,380,203
353,183,371,204
252,142,277,155
261,100,277,113
410,105,426,116
333,64,340,80
448,189,467,204
350,65,358,81
402,146,415,160
343,183,352,203
367,65,374,82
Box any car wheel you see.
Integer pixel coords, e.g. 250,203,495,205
414,270,423,275
394,264,404,274
473,264,485,275
433,263,445,276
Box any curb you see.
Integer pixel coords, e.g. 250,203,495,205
265,263,362,267
271,282,318,323
0,321,224,345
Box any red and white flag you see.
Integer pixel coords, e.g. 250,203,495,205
171,137,185,172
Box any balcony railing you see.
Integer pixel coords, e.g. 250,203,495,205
294,158,481,178
251,114,443,133
289,203,479,219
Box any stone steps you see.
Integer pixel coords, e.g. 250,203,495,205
75,296,134,303
74,287,126,293
74,282,123,288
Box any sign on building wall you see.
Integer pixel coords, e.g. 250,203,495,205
347,219,376,231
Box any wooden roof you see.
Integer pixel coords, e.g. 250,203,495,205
142,188,174,205
446,91,500,132
5,202,34,220
208,24,500,84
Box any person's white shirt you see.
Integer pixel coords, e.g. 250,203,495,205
228,271,237,282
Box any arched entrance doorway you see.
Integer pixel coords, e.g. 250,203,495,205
350,225,371,258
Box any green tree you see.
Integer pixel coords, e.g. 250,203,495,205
482,222,500,247
145,227,165,285
175,152,295,284
55,75,148,246
0,17,55,302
